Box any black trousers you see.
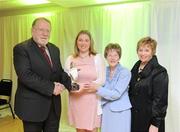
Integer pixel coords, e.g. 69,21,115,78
22,103,60,132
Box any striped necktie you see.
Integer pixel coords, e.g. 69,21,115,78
39,46,53,68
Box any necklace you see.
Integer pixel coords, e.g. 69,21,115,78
138,67,143,73
139,63,145,72
109,68,115,79
79,54,90,59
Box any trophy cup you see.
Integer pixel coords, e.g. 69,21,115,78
69,62,80,91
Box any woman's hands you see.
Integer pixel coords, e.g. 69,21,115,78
82,83,98,93
149,125,158,132
70,82,98,94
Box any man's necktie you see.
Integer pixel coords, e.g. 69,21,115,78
39,46,53,68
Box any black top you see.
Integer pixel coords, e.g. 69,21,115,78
129,55,168,132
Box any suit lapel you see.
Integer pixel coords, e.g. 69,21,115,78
29,39,52,70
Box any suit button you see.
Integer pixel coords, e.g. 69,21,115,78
135,83,138,87
137,77,140,81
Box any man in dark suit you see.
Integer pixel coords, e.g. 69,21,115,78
13,17,71,132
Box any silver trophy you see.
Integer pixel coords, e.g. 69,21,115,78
69,62,79,91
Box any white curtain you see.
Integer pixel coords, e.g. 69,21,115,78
2,0,180,131
0,2,150,131
60,2,150,68
150,0,180,131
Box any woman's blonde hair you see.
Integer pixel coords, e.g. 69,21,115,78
137,37,157,55
73,30,97,57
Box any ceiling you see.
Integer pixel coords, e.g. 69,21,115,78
0,0,147,11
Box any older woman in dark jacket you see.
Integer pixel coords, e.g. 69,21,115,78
129,37,168,132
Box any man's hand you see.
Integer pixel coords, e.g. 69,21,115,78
53,82,65,96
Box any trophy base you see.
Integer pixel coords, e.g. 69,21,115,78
71,83,79,91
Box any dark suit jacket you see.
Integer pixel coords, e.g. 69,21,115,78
13,38,71,122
